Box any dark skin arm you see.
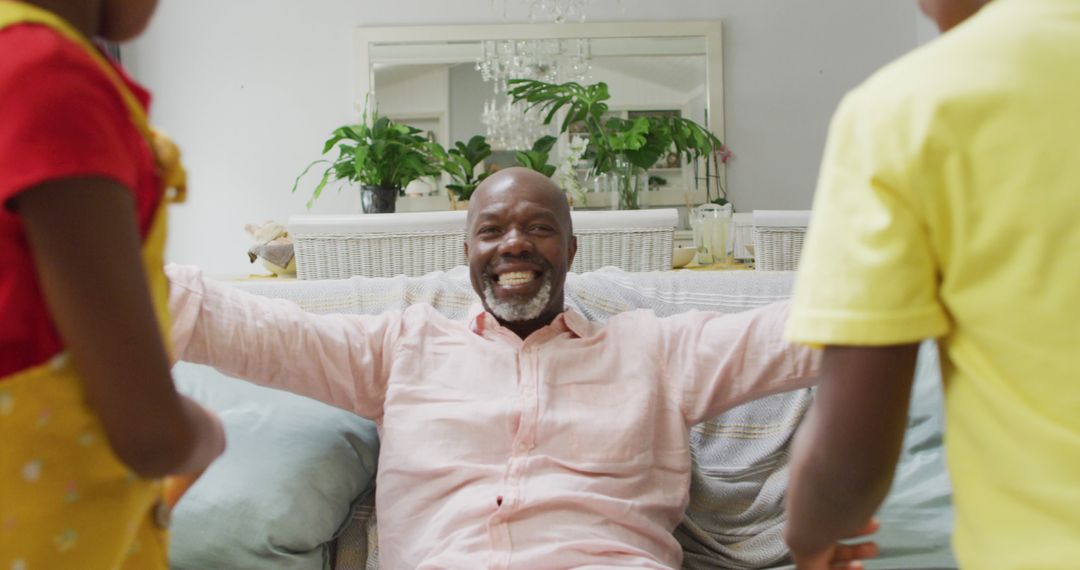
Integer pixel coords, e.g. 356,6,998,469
784,344,919,569
13,177,224,479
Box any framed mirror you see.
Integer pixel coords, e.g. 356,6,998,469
355,21,724,211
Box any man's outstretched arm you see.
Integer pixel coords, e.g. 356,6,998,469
167,264,398,420
784,344,919,569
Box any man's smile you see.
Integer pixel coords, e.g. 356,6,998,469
496,270,538,287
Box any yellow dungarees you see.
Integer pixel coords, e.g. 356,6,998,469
0,2,187,568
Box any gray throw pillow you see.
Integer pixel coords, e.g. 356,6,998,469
169,362,379,570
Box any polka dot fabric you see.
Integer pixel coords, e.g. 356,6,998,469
0,355,168,569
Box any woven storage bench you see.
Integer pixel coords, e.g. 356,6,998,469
752,210,812,272
291,212,467,279
290,209,678,279
571,209,677,273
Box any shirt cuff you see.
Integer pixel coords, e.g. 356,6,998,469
785,304,950,347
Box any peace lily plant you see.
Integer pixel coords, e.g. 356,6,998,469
293,105,441,213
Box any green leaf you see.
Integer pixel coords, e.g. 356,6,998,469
291,159,329,194
531,135,557,153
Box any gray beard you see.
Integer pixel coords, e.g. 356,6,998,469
481,272,554,322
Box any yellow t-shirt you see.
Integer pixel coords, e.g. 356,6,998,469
786,0,1080,567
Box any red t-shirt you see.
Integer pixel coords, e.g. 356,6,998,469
0,23,162,379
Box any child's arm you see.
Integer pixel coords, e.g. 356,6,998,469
783,344,918,567
12,177,225,478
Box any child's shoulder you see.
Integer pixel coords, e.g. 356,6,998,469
0,23,103,83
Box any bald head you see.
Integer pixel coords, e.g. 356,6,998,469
468,167,572,234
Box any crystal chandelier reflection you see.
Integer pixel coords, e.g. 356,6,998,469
476,38,591,150
492,0,595,23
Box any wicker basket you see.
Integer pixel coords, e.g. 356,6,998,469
293,229,465,280
572,227,673,273
290,209,678,279
752,210,811,272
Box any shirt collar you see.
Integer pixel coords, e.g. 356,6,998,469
467,303,589,339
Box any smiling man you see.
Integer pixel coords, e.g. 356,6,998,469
466,168,576,338
166,167,858,569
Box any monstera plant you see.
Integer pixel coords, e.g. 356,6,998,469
508,79,723,209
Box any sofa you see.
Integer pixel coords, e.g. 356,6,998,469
168,267,956,570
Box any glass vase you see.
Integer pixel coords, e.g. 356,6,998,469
594,157,647,210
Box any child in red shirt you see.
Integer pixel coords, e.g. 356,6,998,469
0,1,224,567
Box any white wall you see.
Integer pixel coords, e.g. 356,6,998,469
125,0,925,274
916,7,941,46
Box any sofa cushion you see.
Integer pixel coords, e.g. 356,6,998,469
169,362,379,570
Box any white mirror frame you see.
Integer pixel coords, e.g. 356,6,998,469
354,21,724,210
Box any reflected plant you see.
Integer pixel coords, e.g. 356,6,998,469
515,135,558,177
434,135,492,202
507,79,723,209
507,79,722,175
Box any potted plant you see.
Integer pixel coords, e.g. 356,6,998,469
293,107,442,213
514,135,558,177
507,79,723,209
434,135,492,210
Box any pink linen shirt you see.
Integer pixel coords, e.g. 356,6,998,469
168,265,818,569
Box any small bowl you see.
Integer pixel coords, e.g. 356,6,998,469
672,246,696,269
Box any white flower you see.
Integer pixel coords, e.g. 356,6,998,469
556,136,590,204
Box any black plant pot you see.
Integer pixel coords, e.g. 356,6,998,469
360,185,399,213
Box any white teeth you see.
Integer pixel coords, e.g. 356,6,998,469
498,271,535,286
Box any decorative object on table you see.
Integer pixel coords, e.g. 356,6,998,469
594,155,648,209
508,79,723,210
672,245,696,269
697,142,734,207
730,213,756,260
244,221,296,276
292,104,442,213
752,210,811,271
515,135,558,177
554,134,590,207
434,135,492,211
691,202,733,265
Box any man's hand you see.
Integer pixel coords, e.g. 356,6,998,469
789,519,880,570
